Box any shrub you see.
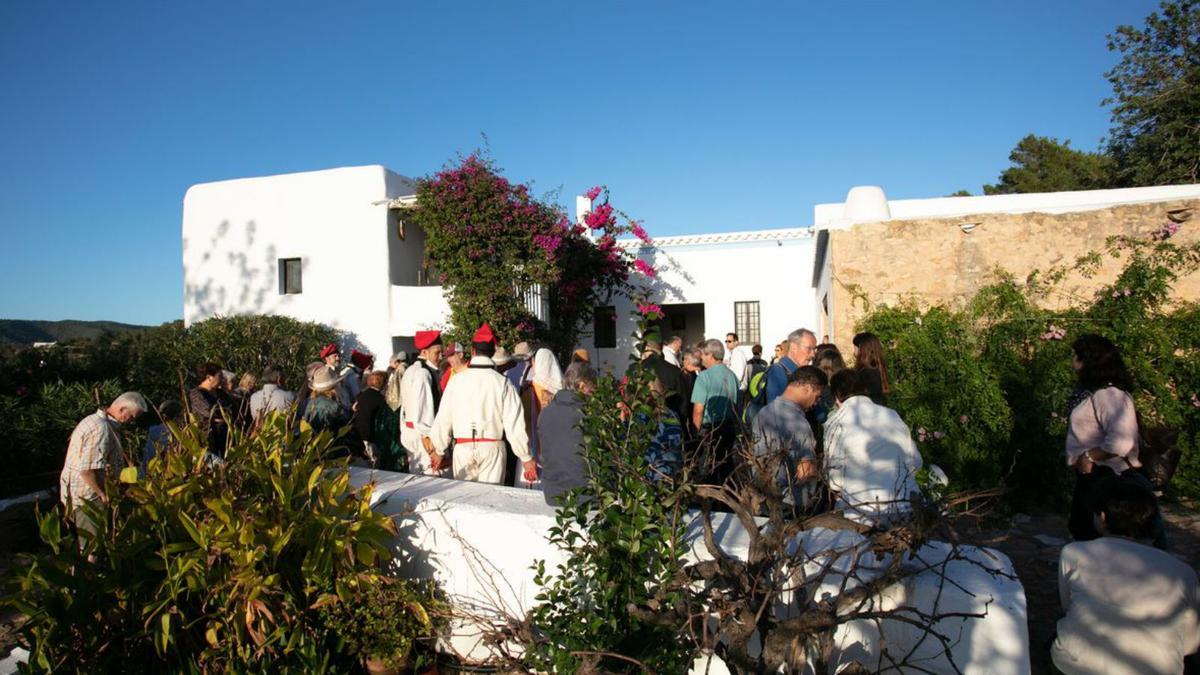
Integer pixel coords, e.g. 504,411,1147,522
0,379,126,499
856,229,1200,506
127,316,341,402
527,304,693,673
4,412,408,672
407,154,634,359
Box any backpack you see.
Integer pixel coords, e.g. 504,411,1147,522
750,359,792,406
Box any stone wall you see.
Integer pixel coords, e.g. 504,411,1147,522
828,198,1200,349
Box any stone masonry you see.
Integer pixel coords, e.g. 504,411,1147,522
828,198,1200,348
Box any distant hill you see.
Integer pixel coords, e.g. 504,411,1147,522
0,319,151,345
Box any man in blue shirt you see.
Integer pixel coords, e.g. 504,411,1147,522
765,328,818,405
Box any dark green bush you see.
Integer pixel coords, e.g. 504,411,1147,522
0,379,126,498
857,231,1200,507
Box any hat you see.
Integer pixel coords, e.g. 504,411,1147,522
390,351,408,365
350,349,374,370
310,366,345,392
444,342,462,357
512,341,533,360
472,322,496,345
492,347,513,366
319,343,339,360
304,361,324,381
414,330,442,351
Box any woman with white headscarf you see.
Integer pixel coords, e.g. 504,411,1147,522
528,347,563,409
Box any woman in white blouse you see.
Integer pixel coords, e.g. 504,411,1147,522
1064,334,1160,544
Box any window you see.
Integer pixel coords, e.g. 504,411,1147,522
279,258,302,294
594,306,616,348
733,301,760,344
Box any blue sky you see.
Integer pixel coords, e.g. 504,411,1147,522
0,1,1160,325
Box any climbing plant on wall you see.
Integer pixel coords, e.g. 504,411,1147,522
406,154,637,358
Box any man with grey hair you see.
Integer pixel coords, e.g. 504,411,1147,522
539,362,597,504
663,335,683,367
249,365,296,422
690,338,740,484
60,391,148,538
765,328,817,406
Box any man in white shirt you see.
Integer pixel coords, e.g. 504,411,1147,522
724,333,750,393
1052,479,1199,675
400,330,446,475
663,335,683,368
822,369,923,526
427,323,538,485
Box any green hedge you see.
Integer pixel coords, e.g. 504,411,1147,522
857,233,1200,507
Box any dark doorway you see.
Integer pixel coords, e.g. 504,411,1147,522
658,303,705,348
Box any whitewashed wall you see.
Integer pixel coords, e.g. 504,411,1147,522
582,231,820,374
182,165,422,360
349,469,1030,673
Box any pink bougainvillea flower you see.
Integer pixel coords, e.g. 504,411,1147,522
1123,288,1132,296
959,415,969,424
933,431,945,440
630,222,652,243
637,302,662,316
633,259,657,278
585,186,602,201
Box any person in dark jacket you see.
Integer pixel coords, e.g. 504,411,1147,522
626,338,688,431
539,362,597,505
351,370,397,468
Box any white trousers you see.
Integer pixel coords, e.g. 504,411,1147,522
452,441,506,484
402,436,449,477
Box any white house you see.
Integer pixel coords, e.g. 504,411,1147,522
581,228,818,373
182,165,821,367
182,165,450,360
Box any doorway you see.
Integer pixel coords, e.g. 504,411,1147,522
658,303,705,348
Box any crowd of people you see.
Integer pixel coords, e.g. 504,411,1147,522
55,322,1198,672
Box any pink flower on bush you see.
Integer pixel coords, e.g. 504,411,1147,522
933,431,945,440
1123,288,1132,296
916,427,928,442
1152,222,1181,241
533,233,562,257
585,186,602,201
1039,324,1066,341
637,302,662,316
633,259,657,278
630,222,652,244
584,203,614,230
959,415,969,424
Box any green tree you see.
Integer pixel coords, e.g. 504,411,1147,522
1104,0,1200,186
983,134,1116,194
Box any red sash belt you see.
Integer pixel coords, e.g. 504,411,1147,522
405,422,415,428
454,437,500,444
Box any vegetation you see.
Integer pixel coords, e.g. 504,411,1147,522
856,227,1200,507
0,319,149,346
525,305,692,673
4,412,442,673
406,153,636,359
972,1,1198,194
1105,0,1200,186
982,135,1116,195
0,315,341,498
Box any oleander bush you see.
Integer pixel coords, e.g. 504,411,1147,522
0,379,126,499
3,412,440,673
857,228,1200,507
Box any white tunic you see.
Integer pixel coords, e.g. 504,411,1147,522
822,395,923,526
399,358,445,475
429,357,532,484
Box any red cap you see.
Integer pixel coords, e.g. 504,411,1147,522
472,322,496,345
350,349,374,370
319,343,339,360
444,342,462,357
414,330,442,350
